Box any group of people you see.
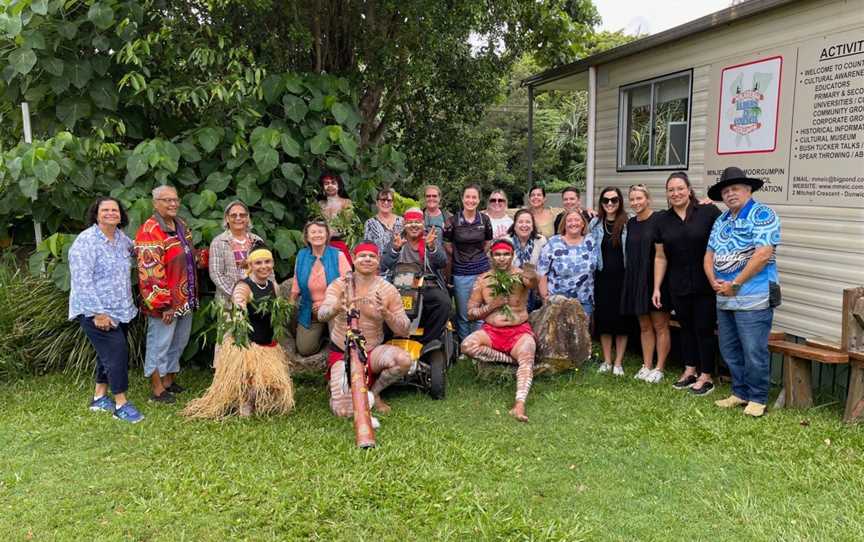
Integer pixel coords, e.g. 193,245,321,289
68,165,781,425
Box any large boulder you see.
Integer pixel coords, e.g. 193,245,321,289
528,295,591,374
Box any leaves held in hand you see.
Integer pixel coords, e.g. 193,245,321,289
488,269,520,321
211,295,295,348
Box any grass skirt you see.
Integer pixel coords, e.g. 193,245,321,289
182,337,295,419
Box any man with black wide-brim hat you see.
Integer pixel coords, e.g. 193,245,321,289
703,167,781,418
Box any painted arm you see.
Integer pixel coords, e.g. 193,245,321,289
317,278,345,323
466,274,504,321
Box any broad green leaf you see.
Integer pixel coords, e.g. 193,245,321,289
309,94,325,112
253,146,278,174
282,94,307,123
43,57,64,76
280,163,304,187
189,189,217,216
126,154,148,181
274,228,296,259
19,176,39,200
177,139,201,163
50,75,70,94
0,13,23,38
92,55,110,75
325,157,348,172
92,34,111,51
87,2,115,30
339,132,358,158
331,102,351,125
117,20,138,42
270,178,288,198
2,65,18,84
309,133,329,155
9,48,37,75
30,0,49,15
326,125,343,142
284,74,303,94
71,165,94,188
159,140,181,173
203,171,231,193
57,21,78,39
69,59,93,89
175,167,199,186
250,126,278,149
280,133,301,158
34,159,60,185
22,30,46,49
56,97,91,129
197,127,221,153
89,79,119,111
7,157,23,180
261,199,286,220
236,176,262,205
261,74,283,104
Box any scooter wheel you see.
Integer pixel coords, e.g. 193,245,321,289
428,349,447,400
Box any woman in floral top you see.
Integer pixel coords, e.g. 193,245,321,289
363,187,403,253
537,209,599,316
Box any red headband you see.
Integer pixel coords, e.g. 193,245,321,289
352,242,379,257
403,210,423,222
490,240,514,253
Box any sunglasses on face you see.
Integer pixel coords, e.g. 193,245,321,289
378,198,393,203
489,198,506,203
425,194,439,198
600,197,620,204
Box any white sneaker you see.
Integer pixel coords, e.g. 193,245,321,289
634,366,650,380
598,363,612,373
613,365,625,377
645,369,665,384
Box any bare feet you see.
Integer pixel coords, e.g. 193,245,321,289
509,401,528,422
373,394,391,414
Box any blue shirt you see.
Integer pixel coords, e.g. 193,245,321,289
707,198,781,311
537,235,599,305
68,224,138,323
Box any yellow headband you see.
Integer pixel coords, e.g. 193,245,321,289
247,248,273,263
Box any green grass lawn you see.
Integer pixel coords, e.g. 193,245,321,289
2,358,863,541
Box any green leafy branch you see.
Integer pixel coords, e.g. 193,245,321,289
488,269,520,321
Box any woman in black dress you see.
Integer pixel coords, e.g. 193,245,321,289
653,172,722,395
620,185,671,384
591,187,632,376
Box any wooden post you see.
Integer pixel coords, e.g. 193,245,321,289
782,354,813,408
842,287,864,424
844,357,864,424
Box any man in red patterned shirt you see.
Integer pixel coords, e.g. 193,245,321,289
135,186,206,403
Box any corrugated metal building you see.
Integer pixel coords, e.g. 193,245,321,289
524,0,864,343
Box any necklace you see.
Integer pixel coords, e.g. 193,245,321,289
250,278,269,290
603,220,614,235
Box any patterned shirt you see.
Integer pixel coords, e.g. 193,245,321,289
537,235,599,305
708,198,781,311
364,216,404,253
68,224,138,323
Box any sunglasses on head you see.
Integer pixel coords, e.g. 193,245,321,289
600,197,620,204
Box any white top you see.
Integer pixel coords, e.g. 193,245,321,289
488,215,514,239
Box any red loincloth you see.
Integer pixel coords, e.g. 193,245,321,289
481,322,534,354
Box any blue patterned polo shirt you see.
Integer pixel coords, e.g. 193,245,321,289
537,235,599,305
708,198,781,311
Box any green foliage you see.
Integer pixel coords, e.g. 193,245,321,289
0,256,146,381
211,295,295,349
488,268,521,321
0,1,405,278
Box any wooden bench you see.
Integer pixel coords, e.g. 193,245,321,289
769,340,849,409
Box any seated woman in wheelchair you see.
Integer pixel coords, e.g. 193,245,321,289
379,208,451,344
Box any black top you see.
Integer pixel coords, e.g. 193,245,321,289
443,211,493,275
243,277,275,345
655,203,722,296
620,211,668,315
600,223,625,274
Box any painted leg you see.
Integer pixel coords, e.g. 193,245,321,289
369,345,412,414
328,360,353,418
461,330,514,363
509,334,536,423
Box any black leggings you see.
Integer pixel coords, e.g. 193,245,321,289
672,292,717,375
419,286,451,344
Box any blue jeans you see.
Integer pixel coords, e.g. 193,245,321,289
717,307,773,404
78,316,130,394
452,274,480,342
144,314,193,377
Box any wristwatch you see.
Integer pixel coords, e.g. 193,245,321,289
731,282,741,293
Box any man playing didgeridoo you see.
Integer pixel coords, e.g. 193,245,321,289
461,239,538,422
317,242,412,416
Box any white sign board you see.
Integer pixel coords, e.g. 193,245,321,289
716,56,783,155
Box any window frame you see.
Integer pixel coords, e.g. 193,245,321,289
616,69,694,172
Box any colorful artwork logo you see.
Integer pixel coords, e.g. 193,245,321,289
730,86,764,135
